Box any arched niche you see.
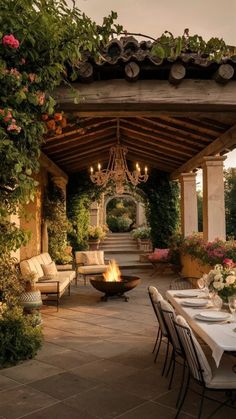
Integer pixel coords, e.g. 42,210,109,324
104,191,146,227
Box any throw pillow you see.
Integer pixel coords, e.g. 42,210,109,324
149,248,170,262
41,261,58,276
82,252,99,266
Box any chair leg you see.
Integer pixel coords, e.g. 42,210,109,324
154,331,163,363
166,347,174,377
168,352,176,390
198,387,205,419
176,360,186,408
162,338,170,376
84,275,86,286
152,327,160,353
175,370,190,419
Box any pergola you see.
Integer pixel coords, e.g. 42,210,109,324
34,36,236,258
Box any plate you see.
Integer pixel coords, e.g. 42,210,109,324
181,299,208,307
195,311,231,322
174,292,198,298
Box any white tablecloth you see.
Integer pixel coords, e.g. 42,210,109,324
166,289,236,367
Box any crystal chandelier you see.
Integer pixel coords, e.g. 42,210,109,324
90,119,148,194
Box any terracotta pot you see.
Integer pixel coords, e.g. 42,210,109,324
88,239,100,250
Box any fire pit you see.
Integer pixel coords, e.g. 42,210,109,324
89,260,140,301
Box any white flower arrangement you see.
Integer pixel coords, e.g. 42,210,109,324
199,261,236,302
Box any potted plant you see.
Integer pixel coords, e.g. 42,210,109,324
87,226,106,250
132,226,151,251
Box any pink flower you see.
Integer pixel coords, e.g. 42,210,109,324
37,92,45,105
223,258,236,268
2,34,20,49
7,124,21,133
28,73,36,83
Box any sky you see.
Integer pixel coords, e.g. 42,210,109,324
72,0,236,169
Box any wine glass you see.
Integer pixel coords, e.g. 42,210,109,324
212,294,223,311
228,295,236,319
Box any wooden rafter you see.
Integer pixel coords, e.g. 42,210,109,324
170,124,236,179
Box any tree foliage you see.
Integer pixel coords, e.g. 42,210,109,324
225,168,236,239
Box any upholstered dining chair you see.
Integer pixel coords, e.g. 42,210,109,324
159,299,186,407
174,315,236,419
148,286,170,374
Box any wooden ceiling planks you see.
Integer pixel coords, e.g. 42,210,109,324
42,114,235,174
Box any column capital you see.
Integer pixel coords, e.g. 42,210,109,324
179,172,197,182
201,156,226,168
52,175,68,189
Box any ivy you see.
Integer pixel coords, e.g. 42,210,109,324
67,172,103,252
151,29,234,62
43,179,71,264
140,170,180,248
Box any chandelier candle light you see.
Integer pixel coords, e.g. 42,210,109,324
90,119,148,194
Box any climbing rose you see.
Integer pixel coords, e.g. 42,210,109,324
7,124,21,133
2,34,20,49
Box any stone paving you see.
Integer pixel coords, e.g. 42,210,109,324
0,270,235,419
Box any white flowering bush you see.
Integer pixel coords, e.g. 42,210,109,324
200,260,236,302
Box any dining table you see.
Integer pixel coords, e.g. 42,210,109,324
166,289,236,367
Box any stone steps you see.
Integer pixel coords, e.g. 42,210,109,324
101,232,151,270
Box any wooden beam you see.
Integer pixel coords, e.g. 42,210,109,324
47,118,116,141
54,80,236,113
155,115,217,140
121,118,204,152
122,137,182,165
40,152,68,180
214,64,234,84
170,124,236,179
45,133,114,156
54,141,114,164
121,126,192,158
169,63,186,85
44,126,116,152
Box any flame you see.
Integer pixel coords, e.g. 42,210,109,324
103,259,121,282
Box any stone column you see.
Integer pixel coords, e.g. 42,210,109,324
179,172,198,237
202,156,226,241
90,201,99,226
20,174,42,260
51,176,68,199
136,202,146,226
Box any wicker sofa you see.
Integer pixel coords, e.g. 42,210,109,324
20,252,75,309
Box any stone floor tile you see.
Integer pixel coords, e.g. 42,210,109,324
111,365,172,400
77,340,136,358
0,386,57,419
0,375,21,392
0,360,63,384
114,400,194,419
20,402,99,419
63,384,146,419
72,359,139,383
37,348,99,370
30,371,97,400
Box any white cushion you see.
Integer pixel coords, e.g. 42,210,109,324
41,261,58,276
40,252,52,265
176,315,212,383
36,276,70,296
149,286,163,303
30,257,44,278
160,299,174,312
78,265,108,275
